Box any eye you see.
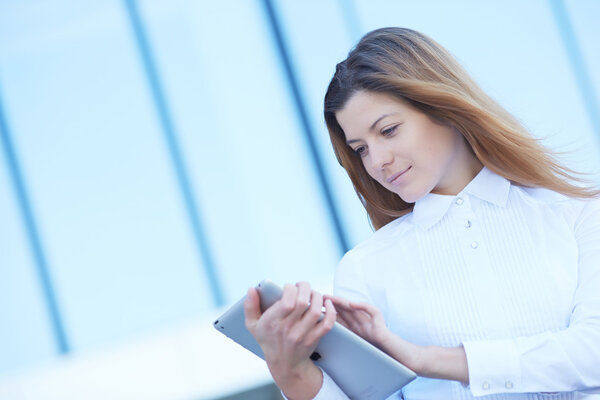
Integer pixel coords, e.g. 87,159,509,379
353,145,368,157
381,124,399,137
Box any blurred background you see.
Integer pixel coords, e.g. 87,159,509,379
0,0,599,399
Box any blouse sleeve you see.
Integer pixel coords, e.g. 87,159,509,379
279,367,350,400
463,198,600,396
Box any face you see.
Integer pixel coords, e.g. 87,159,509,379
336,91,481,203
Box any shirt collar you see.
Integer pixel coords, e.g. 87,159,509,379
412,167,511,230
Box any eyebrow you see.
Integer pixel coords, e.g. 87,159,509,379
369,113,395,131
345,113,397,145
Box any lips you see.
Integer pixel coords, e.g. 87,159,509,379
386,166,411,185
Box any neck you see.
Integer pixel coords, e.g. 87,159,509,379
432,142,483,196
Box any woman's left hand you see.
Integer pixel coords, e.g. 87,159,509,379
325,295,469,383
324,295,425,375
323,295,392,350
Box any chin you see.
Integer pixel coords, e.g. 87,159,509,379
397,190,428,204
397,193,418,204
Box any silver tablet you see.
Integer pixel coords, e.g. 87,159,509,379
213,280,416,400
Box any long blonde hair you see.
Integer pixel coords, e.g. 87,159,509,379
324,27,598,230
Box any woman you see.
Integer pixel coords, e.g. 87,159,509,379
245,27,600,399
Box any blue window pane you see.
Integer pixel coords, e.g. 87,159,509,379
0,1,214,352
139,0,341,300
0,138,56,374
565,0,600,151
273,0,375,246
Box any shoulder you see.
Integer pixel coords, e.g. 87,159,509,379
512,184,599,226
334,213,415,304
345,212,413,260
336,213,414,280
516,185,572,205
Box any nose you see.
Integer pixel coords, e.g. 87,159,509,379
368,142,393,171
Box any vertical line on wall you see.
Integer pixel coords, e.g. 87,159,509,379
0,89,70,354
123,0,225,306
338,0,363,43
549,0,600,145
261,0,350,255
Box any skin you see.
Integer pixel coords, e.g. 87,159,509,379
337,90,483,203
323,295,470,383
245,282,336,399
245,90,484,397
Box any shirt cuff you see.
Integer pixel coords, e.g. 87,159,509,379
462,339,521,397
280,367,349,400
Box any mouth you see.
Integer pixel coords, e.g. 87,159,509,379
386,166,411,185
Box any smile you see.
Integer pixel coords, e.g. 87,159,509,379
386,166,411,185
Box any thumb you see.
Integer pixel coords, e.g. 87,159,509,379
244,287,262,331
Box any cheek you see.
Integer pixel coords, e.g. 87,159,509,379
417,141,443,170
426,132,457,164
362,161,379,181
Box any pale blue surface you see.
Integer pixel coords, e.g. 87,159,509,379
0,0,598,377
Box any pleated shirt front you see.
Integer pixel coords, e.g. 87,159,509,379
317,167,600,400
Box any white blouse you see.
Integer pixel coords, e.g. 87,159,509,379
315,167,600,400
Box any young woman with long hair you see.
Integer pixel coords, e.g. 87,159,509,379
245,27,600,399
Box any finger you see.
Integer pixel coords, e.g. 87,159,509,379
324,295,353,309
308,298,336,344
263,283,298,320
349,301,379,315
323,297,336,325
322,296,351,328
302,290,325,326
329,298,377,319
244,288,262,331
336,307,363,329
346,302,382,326
335,314,350,330
330,303,351,329
285,281,312,321
350,309,376,327
287,289,323,344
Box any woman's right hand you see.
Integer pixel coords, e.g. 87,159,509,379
244,282,336,400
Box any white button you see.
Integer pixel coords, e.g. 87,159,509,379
505,381,514,389
464,220,472,228
471,241,479,249
455,197,464,205
482,382,490,390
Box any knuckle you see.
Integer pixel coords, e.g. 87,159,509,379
275,322,290,337
280,300,294,313
296,299,310,310
307,307,322,320
287,331,302,344
283,283,297,296
303,338,317,349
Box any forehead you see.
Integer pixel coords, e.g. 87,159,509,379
336,91,408,138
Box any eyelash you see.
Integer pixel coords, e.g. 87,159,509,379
354,146,367,157
381,125,398,137
352,125,399,157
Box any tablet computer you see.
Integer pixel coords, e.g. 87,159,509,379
213,280,416,400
